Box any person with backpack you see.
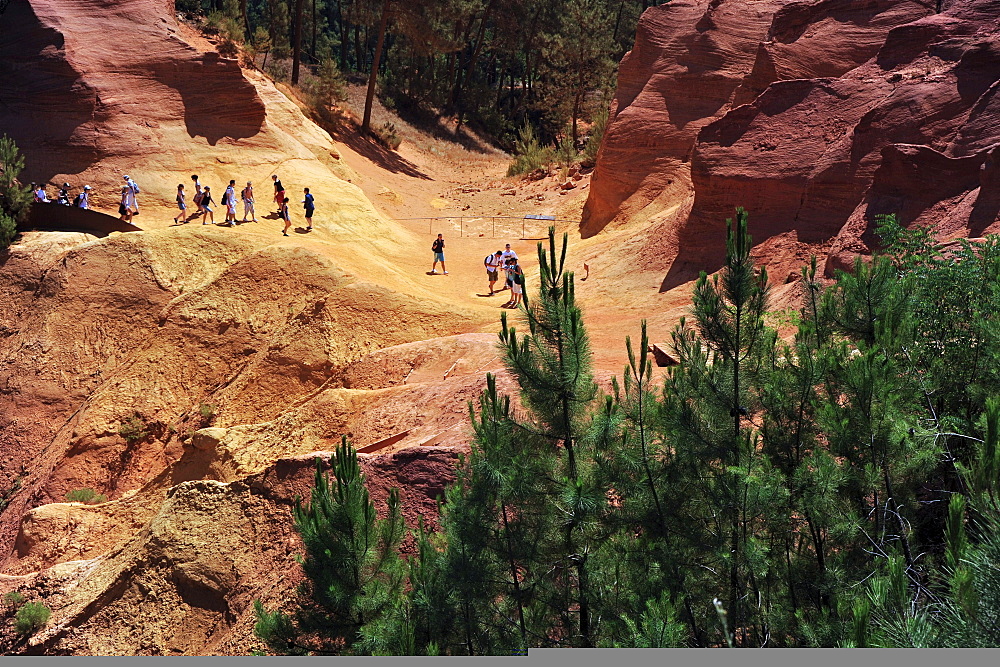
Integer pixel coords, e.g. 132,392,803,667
173,184,186,224
484,250,503,295
502,257,524,308
200,186,215,225
242,181,256,222
431,234,448,275
118,186,133,222
224,179,237,226
302,187,315,231
123,175,140,215
500,243,518,291
190,175,203,221
272,174,284,214
74,185,91,209
57,182,71,205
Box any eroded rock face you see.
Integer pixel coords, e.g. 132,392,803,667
584,0,1000,287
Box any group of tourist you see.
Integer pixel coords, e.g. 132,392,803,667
432,235,524,308
32,181,93,209
177,174,315,236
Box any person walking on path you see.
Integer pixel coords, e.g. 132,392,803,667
503,257,524,308
280,197,291,236
224,179,238,226
431,234,448,274
500,243,518,290
200,186,215,225
118,186,133,222
123,175,140,215
242,182,256,222
173,184,186,224
484,250,503,295
272,174,285,214
190,175,204,221
75,185,91,209
57,183,71,205
302,188,315,231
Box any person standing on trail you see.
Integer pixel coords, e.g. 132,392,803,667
75,185,91,209
200,185,215,225
123,175,140,215
242,181,256,222
500,243,518,290
431,234,448,274
503,257,524,309
484,250,503,295
280,197,291,236
224,179,238,226
302,188,315,231
118,186,133,222
57,183,71,205
191,175,204,220
272,174,285,214
173,184,186,224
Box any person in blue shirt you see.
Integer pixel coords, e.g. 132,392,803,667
302,188,315,231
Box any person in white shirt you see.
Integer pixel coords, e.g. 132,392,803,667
34,185,49,203
76,185,91,209
484,250,503,295
500,244,518,290
224,179,237,226
123,175,139,214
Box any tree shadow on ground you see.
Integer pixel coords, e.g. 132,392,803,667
335,129,432,180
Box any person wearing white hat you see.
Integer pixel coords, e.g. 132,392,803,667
75,185,91,209
123,175,140,214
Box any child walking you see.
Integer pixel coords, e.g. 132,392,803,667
303,188,315,231
200,186,215,225
173,184,186,224
281,197,291,236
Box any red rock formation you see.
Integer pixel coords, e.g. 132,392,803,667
584,0,1000,289
0,0,264,201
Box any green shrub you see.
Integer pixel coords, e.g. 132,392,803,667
14,602,50,636
581,105,608,168
4,591,24,608
373,121,402,151
65,488,107,505
118,414,149,444
266,59,290,82
507,122,552,177
0,134,32,250
556,132,577,169
199,402,216,424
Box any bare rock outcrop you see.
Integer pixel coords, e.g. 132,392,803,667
583,0,1000,289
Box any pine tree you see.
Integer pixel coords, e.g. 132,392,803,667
254,437,407,655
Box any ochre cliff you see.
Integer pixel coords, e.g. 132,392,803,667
583,0,1000,288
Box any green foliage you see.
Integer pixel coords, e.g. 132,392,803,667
4,591,24,608
373,121,402,151
255,438,407,655
506,122,552,177
198,402,216,424
65,488,107,505
118,414,149,444
256,205,1000,651
14,602,50,636
0,134,31,250
581,105,608,168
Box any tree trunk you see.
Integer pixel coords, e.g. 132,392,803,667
338,1,349,70
291,0,305,84
455,0,497,130
362,0,391,135
311,0,317,60
240,0,252,44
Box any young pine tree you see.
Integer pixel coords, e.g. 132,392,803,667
254,437,407,655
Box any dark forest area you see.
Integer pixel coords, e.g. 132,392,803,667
177,0,663,149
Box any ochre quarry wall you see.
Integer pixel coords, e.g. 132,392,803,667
582,0,1000,289
0,0,504,655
